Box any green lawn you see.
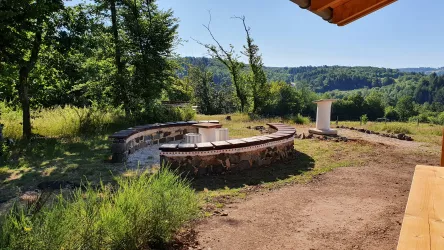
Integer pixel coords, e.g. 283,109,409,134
337,121,443,145
1,112,441,207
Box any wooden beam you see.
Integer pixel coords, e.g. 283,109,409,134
332,0,397,26
310,0,348,11
441,128,444,166
397,165,444,250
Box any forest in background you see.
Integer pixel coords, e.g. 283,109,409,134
181,57,444,123
1,0,444,141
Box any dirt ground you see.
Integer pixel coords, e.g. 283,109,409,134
191,129,441,250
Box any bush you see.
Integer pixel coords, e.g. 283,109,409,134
360,114,368,124
429,112,444,125
290,114,310,125
384,106,398,121
134,104,196,124
0,167,199,250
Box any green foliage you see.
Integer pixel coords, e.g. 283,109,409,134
396,96,416,121
0,167,199,249
187,63,237,115
360,114,368,124
428,112,444,125
384,106,398,120
290,114,310,125
260,81,315,117
237,16,268,113
132,104,196,125
0,104,125,139
0,103,194,140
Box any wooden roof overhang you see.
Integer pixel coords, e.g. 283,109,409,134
290,0,397,26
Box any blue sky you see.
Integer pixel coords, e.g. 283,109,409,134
69,0,444,68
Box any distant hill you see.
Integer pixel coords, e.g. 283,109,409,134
180,57,444,105
181,57,408,92
398,67,444,75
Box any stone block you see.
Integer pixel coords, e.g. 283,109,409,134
228,153,241,164
111,143,126,154
112,153,127,163
237,160,251,170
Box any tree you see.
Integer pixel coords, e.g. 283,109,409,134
364,91,384,120
108,0,130,116
188,64,214,114
196,13,248,112
119,0,179,114
396,96,415,121
235,16,267,113
0,0,64,139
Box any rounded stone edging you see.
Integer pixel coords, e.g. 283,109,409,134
109,121,298,176
159,123,297,176
109,120,219,163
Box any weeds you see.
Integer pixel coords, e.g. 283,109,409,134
290,114,311,125
0,103,196,140
0,167,199,250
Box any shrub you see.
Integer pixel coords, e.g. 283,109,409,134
429,112,444,125
248,113,262,121
291,114,310,125
384,106,398,121
179,105,197,121
0,167,199,250
360,114,368,124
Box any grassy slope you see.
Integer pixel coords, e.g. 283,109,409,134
1,112,440,208
337,121,443,145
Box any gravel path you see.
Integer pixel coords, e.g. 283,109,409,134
126,141,181,169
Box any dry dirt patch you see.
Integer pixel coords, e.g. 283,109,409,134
190,132,440,250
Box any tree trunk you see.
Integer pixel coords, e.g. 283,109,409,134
17,13,43,140
18,67,32,139
110,0,130,117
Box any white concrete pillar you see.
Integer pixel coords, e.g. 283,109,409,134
309,99,337,135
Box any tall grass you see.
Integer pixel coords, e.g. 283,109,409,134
0,105,125,139
0,167,199,250
338,120,443,144
0,103,196,140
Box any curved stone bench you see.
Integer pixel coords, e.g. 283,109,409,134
109,120,219,162
159,123,296,176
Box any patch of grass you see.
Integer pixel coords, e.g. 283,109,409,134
196,113,292,139
189,123,372,205
0,167,199,249
0,105,126,140
338,121,443,144
290,114,311,125
262,139,368,188
0,136,117,202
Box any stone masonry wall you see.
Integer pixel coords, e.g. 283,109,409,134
109,121,218,162
159,123,297,176
160,139,295,176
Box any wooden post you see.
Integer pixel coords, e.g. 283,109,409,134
441,128,444,167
